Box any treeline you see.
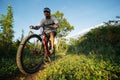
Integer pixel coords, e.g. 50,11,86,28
0,5,15,56
67,25,120,56
56,24,120,57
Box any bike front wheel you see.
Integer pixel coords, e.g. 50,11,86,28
16,34,44,74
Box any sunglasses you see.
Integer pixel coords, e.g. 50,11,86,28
44,11,50,13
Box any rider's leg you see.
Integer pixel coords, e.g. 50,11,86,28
43,36,50,56
49,32,55,53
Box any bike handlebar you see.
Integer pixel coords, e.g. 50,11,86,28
29,23,57,30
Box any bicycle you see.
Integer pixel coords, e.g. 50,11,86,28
16,26,56,74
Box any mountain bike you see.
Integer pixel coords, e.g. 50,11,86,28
16,27,55,74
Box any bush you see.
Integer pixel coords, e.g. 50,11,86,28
0,43,19,78
36,54,120,80
0,58,19,78
67,25,120,56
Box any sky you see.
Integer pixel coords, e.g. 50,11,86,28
0,0,120,40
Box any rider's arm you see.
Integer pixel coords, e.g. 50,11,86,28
29,25,40,30
33,26,41,30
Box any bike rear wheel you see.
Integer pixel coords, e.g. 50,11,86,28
16,34,44,74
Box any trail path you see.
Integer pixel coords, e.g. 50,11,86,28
20,55,65,80
7,53,65,80
12,61,50,80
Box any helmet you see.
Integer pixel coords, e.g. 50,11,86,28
43,7,51,13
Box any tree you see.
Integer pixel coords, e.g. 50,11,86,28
51,11,74,51
51,11,74,38
56,38,68,53
0,5,14,54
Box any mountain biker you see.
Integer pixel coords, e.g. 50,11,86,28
30,7,59,56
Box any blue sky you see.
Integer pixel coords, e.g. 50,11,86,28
0,0,120,40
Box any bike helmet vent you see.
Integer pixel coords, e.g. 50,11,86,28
44,7,51,13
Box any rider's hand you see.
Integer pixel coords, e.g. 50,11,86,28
29,25,34,29
53,24,59,29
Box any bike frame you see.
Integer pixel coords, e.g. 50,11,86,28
40,32,51,56
30,26,51,56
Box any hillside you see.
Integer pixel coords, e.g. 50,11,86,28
38,25,120,80
17,25,120,80
1,25,120,80
68,25,120,55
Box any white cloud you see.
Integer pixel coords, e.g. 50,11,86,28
65,23,104,39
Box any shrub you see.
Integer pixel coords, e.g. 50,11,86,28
36,54,120,80
67,25,120,56
0,58,18,78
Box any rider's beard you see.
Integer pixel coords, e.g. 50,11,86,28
46,16,51,19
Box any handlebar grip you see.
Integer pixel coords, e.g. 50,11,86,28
29,25,34,29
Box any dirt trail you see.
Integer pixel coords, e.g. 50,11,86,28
18,55,65,80
23,72,39,80
7,54,65,80
3,70,40,80
14,62,50,80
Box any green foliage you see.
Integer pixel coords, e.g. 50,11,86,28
55,38,69,53
0,5,14,41
35,24,120,80
68,25,120,56
36,54,120,80
0,5,120,80
0,33,18,79
52,11,74,52
52,11,74,37
0,58,18,78
0,6,16,79
0,41,19,78
0,5,14,54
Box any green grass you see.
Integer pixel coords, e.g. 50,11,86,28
36,54,120,80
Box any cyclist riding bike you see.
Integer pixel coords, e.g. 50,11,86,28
30,7,59,57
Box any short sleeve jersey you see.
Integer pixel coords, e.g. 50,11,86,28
39,16,58,32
